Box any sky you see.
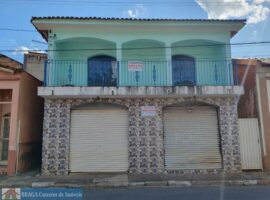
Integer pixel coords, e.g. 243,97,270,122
0,0,270,63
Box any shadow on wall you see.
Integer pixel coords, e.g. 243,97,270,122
17,142,42,173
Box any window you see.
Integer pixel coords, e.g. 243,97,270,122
0,114,10,164
172,55,196,86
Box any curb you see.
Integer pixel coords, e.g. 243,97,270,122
32,182,55,188
128,179,265,188
191,180,258,186
1,179,270,188
145,181,167,186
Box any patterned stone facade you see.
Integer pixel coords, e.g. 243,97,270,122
42,96,241,175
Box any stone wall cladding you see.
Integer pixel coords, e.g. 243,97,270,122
42,96,241,175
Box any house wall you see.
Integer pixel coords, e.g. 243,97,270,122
236,59,258,118
23,53,47,81
41,96,240,175
0,72,20,175
16,72,44,172
0,70,44,175
256,64,270,170
52,25,231,47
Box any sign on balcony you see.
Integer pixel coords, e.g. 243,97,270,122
141,106,156,117
128,61,144,71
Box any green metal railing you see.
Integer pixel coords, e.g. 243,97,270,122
44,60,236,87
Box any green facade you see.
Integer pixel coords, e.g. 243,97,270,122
38,19,241,86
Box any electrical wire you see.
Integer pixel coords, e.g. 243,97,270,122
0,28,37,32
3,0,270,4
3,0,270,7
1,41,270,52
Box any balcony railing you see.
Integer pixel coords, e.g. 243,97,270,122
44,60,237,87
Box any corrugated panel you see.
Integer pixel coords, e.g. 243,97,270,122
119,61,170,86
239,118,262,170
70,108,128,172
196,60,232,86
163,107,222,170
48,61,87,86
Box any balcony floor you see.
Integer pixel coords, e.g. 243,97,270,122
38,86,244,98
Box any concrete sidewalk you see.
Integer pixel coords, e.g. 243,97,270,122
1,171,270,188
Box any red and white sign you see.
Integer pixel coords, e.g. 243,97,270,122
128,61,144,71
141,106,156,117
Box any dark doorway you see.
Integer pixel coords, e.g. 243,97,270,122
172,55,196,86
88,55,117,86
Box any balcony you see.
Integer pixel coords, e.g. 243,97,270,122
44,59,238,87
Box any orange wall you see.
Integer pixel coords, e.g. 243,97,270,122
0,70,44,174
18,72,43,142
0,72,20,175
17,72,44,172
237,61,258,118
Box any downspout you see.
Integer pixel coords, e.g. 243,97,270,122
15,119,21,174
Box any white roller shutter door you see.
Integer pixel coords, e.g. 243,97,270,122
164,106,222,170
70,107,128,172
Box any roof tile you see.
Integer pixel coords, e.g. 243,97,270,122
31,16,246,23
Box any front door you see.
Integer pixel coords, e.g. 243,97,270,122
88,55,117,86
0,116,10,164
172,55,196,86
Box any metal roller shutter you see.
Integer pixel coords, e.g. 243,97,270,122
70,107,128,172
164,106,222,170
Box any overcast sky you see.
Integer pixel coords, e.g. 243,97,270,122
1,0,270,62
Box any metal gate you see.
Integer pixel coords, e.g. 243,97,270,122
239,118,262,170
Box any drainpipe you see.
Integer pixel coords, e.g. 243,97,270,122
15,119,20,174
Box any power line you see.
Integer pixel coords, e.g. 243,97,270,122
32,40,47,44
3,0,270,7
3,51,270,60
1,41,270,52
4,0,270,4
0,28,37,32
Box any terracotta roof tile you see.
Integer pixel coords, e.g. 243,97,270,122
0,54,22,70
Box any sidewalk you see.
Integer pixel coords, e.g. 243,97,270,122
1,171,270,188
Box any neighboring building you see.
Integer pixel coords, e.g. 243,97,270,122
255,58,270,170
235,59,263,171
0,54,44,175
235,58,270,171
23,51,47,81
32,17,245,175
235,59,258,118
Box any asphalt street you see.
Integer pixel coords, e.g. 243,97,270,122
84,186,270,200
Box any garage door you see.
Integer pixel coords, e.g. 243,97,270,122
164,106,222,170
70,105,128,172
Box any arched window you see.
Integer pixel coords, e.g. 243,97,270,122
172,55,196,86
88,55,117,86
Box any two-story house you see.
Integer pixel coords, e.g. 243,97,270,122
32,17,245,175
